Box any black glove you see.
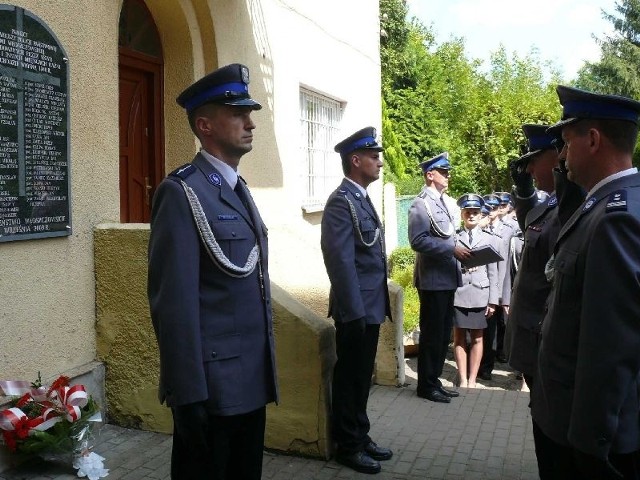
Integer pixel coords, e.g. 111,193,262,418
573,449,623,480
553,165,586,227
508,158,534,198
172,401,209,453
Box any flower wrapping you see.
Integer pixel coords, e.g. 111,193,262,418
0,374,108,479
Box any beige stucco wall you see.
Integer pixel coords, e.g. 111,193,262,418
0,1,121,381
203,0,384,317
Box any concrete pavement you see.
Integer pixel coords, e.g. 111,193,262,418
0,356,536,480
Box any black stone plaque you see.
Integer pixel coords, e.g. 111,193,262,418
0,5,70,242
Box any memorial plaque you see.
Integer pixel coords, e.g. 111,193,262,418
0,5,70,242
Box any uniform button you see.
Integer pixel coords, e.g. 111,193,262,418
232,232,237,237
211,351,217,358
597,436,608,445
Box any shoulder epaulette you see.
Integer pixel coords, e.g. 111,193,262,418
482,228,500,237
418,190,427,199
606,190,627,212
169,163,196,180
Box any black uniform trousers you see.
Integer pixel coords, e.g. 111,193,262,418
332,319,380,454
417,289,455,395
170,405,266,479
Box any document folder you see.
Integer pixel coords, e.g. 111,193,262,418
460,244,503,268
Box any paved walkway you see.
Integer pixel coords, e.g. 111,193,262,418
0,356,537,480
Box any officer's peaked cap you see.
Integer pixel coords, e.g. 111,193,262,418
457,193,484,210
420,152,451,173
547,85,640,132
176,63,262,113
519,124,557,163
334,127,383,156
483,194,500,209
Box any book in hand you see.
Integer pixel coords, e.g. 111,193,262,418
460,244,503,268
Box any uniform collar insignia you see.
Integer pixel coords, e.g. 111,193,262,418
208,172,222,187
583,196,597,212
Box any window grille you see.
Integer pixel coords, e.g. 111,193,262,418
300,89,344,210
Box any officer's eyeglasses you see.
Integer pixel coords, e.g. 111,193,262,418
434,168,450,177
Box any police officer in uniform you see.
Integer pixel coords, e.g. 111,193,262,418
408,152,471,403
506,122,585,479
321,127,393,475
147,64,278,479
477,193,510,380
531,85,640,479
452,194,499,388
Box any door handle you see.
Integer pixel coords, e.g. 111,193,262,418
145,176,152,205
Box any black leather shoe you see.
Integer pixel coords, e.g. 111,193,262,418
335,451,381,474
364,441,393,461
418,390,451,403
438,386,459,398
478,371,492,381
496,352,507,363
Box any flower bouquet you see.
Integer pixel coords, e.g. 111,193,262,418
0,374,109,479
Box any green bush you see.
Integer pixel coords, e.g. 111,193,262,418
389,247,420,334
388,246,415,275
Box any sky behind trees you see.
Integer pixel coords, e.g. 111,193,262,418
408,0,617,80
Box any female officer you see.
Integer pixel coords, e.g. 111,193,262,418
453,194,499,388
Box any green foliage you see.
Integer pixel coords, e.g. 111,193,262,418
574,0,640,165
379,1,565,197
388,246,415,273
388,247,419,334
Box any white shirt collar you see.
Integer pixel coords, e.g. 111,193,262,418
588,167,638,197
200,149,239,189
344,177,368,198
424,184,444,199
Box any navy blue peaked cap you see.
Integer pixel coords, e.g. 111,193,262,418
420,152,451,173
494,191,512,205
457,193,484,209
548,85,640,132
176,63,262,113
334,127,383,156
483,194,500,209
519,124,557,163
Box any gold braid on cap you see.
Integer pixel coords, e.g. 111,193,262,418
344,196,381,248
180,180,260,278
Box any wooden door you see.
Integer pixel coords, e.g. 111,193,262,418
118,0,163,223
119,62,154,222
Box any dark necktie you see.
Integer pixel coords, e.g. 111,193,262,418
365,195,380,224
440,195,452,220
234,179,250,210
468,228,473,245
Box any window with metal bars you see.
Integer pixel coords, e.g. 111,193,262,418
300,89,344,211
